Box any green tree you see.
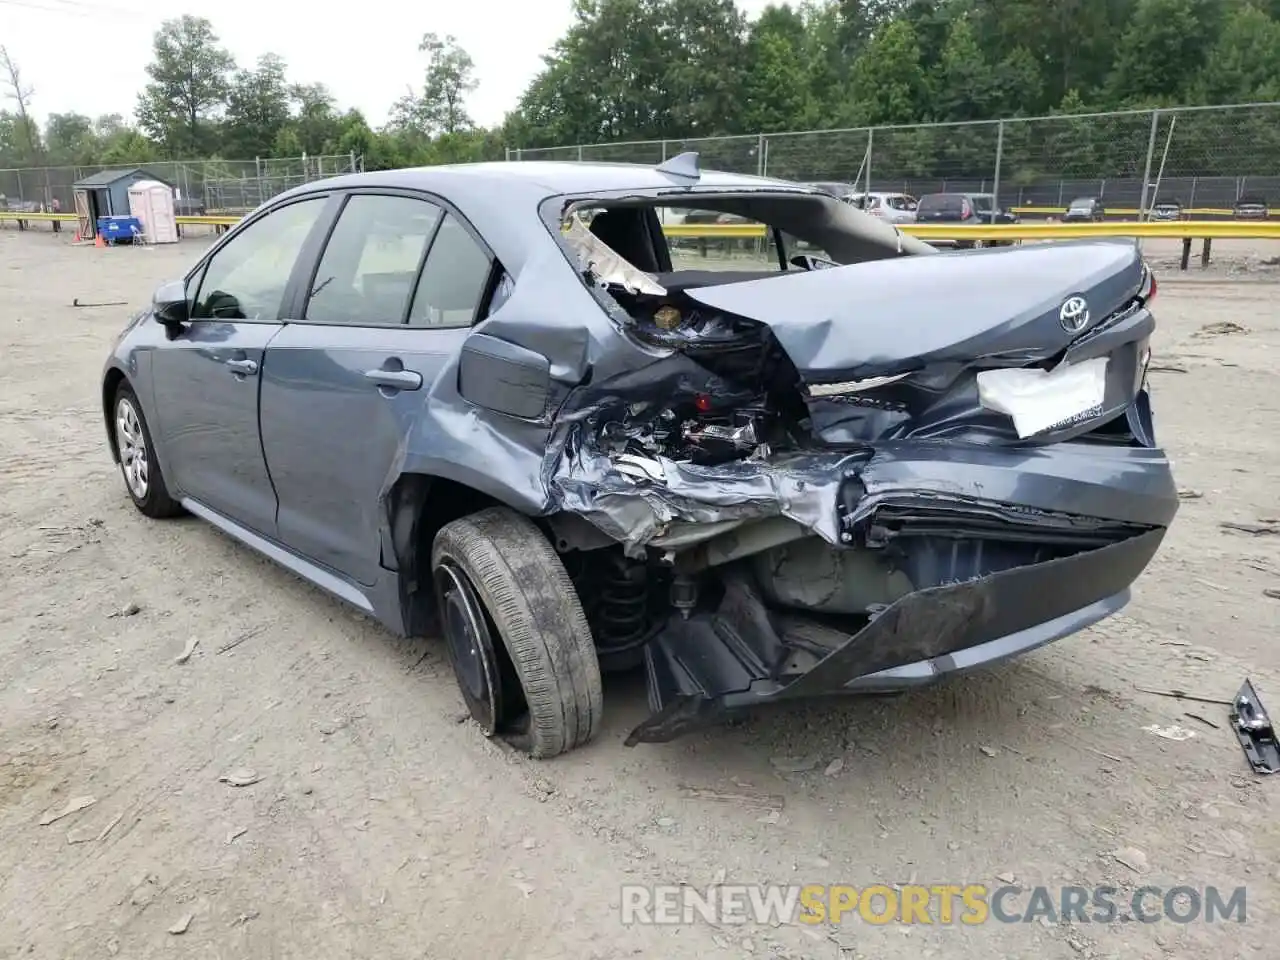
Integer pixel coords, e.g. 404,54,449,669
847,19,929,125
742,8,815,132
1193,2,1280,102
44,113,98,165
136,15,235,156
389,33,478,136
1105,0,1212,105
224,53,292,158
0,46,41,164
932,16,994,121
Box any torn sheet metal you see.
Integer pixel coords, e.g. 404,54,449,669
563,212,666,296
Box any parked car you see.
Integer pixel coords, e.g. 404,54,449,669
915,192,1019,247
102,157,1177,757
1149,199,1183,221
851,192,918,225
1063,197,1106,222
1232,195,1269,220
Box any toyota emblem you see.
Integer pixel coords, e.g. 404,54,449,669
1059,296,1090,333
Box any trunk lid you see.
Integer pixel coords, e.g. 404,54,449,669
681,240,1145,383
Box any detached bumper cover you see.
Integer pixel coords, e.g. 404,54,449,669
628,526,1166,744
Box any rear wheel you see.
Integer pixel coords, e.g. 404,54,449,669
432,507,603,758
114,383,183,519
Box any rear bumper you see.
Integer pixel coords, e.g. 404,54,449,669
629,525,1166,744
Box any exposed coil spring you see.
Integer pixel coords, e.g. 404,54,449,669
594,558,650,650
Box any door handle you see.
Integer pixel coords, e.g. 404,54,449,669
226,358,258,376
364,368,423,391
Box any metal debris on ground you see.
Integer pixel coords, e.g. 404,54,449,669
167,913,193,935
1134,685,1232,706
1111,846,1149,873
1185,712,1220,730
218,769,261,787
1220,520,1280,536
108,602,141,618
678,784,786,809
1230,679,1279,775
72,298,128,307
769,754,821,773
1142,723,1197,741
1177,488,1204,500
38,795,97,825
175,637,199,664
217,624,267,654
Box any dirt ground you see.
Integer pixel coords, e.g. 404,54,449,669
1,226,1278,960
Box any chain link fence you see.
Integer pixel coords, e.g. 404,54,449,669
510,102,1280,214
0,153,362,216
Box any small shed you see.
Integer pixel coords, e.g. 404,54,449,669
72,168,171,239
127,180,178,243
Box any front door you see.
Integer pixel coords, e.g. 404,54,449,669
259,192,497,586
151,195,330,536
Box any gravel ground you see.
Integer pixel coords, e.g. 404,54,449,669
1,227,1278,960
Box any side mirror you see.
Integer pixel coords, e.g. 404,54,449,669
152,279,189,325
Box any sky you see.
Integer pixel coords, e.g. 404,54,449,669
4,0,773,133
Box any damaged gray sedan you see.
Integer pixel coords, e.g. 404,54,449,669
101,155,1178,757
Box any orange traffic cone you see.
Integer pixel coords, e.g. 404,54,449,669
94,232,105,248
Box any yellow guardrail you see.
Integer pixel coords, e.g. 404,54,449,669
4,209,1279,241
1012,205,1275,218
666,220,1280,240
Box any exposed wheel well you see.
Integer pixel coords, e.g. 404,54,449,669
387,473,509,636
102,368,127,462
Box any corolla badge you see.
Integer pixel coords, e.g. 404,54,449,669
1059,295,1090,333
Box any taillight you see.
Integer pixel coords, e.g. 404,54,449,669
1140,263,1158,303
960,199,972,219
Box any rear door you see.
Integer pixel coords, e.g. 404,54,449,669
258,191,497,586
150,195,330,535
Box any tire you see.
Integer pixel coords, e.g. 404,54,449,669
113,382,183,519
432,507,603,758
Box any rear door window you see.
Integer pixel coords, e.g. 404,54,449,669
918,195,964,215
407,213,493,328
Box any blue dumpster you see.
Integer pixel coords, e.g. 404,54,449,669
97,215,143,244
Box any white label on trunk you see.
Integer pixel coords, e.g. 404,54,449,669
976,356,1109,439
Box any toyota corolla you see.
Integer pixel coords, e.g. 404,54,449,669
102,155,1178,757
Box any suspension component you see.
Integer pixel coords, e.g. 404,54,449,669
596,554,650,650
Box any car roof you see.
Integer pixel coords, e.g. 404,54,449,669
268,160,835,274
285,161,803,205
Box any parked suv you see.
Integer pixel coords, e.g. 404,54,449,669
915,192,1018,247
851,192,918,225
1149,199,1183,221
1063,197,1106,222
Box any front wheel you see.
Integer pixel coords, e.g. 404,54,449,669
432,507,603,758
114,383,183,519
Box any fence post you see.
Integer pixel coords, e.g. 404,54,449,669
350,150,357,173
504,147,511,162
756,134,765,177
577,145,584,162
14,169,22,203
661,139,668,162
865,128,873,194
991,120,1005,224
1137,108,1161,222
1188,176,1197,208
